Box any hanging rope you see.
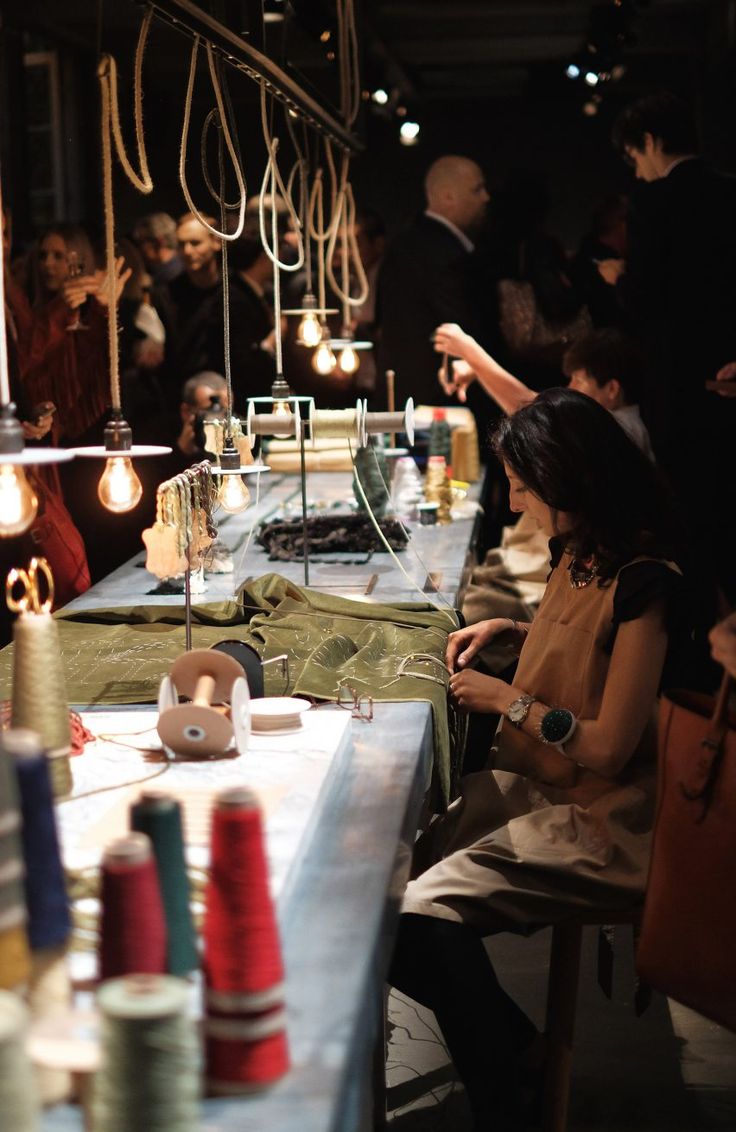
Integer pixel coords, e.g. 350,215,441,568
179,36,246,240
258,85,304,270
105,7,154,194
325,175,369,311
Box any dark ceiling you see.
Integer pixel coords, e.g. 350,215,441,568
365,0,721,104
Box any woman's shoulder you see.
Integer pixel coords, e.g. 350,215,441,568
612,556,684,627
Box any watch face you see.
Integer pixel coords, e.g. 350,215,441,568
508,697,530,723
541,708,573,743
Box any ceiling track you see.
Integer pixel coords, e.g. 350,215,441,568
145,0,362,153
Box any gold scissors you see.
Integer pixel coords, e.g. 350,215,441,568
6,557,55,614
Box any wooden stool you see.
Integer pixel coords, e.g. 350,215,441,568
542,908,641,1132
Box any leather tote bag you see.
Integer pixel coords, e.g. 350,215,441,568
637,671,736,1032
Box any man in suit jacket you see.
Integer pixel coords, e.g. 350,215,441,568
599,91,736,616
376,156,489,411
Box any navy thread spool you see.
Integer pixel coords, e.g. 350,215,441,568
130,792,198,976
7,729,71,951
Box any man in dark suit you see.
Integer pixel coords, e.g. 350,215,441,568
376,155,490,411
600,91,736,624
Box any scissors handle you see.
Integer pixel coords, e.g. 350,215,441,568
5,557,55,614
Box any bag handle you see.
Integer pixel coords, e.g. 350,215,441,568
681,668,734,819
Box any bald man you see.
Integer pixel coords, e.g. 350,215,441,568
376,155,489,409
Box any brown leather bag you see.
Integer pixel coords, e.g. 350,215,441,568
637,672,736,1032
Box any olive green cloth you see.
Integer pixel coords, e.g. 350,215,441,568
0,574,464,803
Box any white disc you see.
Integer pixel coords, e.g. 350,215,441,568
157,675,178,715
231,677,251,755
404,398,415,447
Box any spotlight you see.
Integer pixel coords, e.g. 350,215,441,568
584,71,600,86
399,121,420,146
371,88,389,105
565,63,581,79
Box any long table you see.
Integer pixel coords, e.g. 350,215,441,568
39,469,481,1131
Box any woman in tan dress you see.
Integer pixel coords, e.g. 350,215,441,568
390,388,684,1130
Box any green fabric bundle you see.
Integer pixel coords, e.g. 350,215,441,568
0,574,464,804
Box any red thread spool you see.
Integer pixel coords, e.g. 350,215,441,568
99,833,167,981
204,787,289,1091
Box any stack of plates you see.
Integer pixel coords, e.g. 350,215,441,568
250,697,312,734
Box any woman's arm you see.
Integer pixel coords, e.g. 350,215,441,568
432,322,536,415
450,599,668,778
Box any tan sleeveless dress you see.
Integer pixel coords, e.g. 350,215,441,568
403,550,680,934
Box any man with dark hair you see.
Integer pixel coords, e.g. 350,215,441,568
599,89,736,619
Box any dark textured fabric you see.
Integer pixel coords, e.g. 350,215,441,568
256,514,408,561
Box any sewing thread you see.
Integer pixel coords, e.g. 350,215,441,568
204,787,289,1091
93,973,200,1132
11,611,72,797
0,737,30,990
98,834,167,981
130,793,198,976
8,729,71,951
0,991,38,1130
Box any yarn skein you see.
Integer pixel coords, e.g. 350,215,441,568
92,974,200,1132
204,787,289,1092
0,738,30,990
98,834,167,981
11,610,72,798
0,990,38,1131
130,792,198,976
8,729,71,951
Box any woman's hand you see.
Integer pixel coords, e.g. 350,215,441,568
432,322,475,360
710,612,736,678
449,669,506,713
449,359,476,402
597,258,625,286
446,618,513,672
92,257,133,307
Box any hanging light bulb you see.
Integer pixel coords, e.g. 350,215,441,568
271,399,294,439
338,344,360,374
313,340,336,375
97,456,143,513
297,310,323,348
217,473,251,514
0,463,38,537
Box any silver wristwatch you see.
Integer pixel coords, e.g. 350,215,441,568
507,693,536,728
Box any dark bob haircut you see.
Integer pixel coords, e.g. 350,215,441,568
492,387,682,581
562,328,646,406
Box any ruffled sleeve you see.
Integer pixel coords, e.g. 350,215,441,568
605,559,684,653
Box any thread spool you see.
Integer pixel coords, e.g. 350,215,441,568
130,793,198,976
157,648,250,759
93,974,199,1132
27,948,73,1105
0,991,38,1131
310,407,361,441
7,729,71,952
246,401,302,445
99,834,167,981
11,609,72,798
204,787,289,1092
364,397,415,447
0,737,30,991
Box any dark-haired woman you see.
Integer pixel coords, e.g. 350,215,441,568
389,388,684,1130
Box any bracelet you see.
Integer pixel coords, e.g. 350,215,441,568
538,707,577,748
